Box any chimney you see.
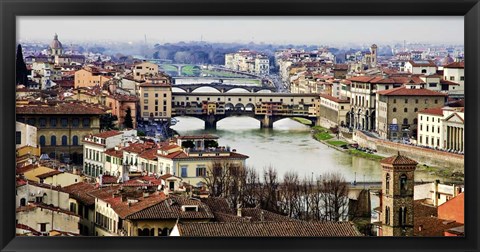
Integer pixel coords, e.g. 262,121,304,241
434,180,440,207
237,208,242,217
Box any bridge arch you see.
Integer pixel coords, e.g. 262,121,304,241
256,89,273,93
226,87,250,93
235,103,245,111
245,103,255,111
172,87,187,93
191,86,222,93
225,103,234,111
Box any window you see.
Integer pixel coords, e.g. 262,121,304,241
50,118,57,128
385,173,390,194
27,118,36,126
421,69,427,73
83,118,90,127
403,118,408,125
385,206,390,225
62,135,68,146
72,118,79,127
413,118,418,124
40,223,47,232
73,136,79,146
400,174,408,194
61,118,68,128
39,118,47,128
144,93,148,97
144,106,148,110
429,83,437,87
434,99,438,104
50,136,56,146
393,107,397,112
181,166,188,177
40,136,46,147
196,166,206,177
393,99,396,104
450,76,455,81
16,131,21,145
405,99,408,104
164,93,167,98
404,108,408,112
460,76,465,81
414,108,418,112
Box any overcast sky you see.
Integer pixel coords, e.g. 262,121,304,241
17,16,464,46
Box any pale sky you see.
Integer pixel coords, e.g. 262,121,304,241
17,16,464,46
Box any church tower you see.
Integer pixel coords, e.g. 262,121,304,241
370,44,378,67
379,152,417,236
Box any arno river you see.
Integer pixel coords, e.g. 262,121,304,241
171,116,446,183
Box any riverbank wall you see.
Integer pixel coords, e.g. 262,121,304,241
353,131,464,171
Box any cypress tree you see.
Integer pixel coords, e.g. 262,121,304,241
16,44,29,85
124,107,134,129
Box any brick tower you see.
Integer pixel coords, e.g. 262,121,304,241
379,151,417,236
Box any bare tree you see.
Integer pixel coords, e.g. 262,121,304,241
318,172,349,221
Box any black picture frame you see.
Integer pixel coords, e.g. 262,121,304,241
1,0,479,251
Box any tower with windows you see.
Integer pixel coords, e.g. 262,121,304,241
379,151,417,236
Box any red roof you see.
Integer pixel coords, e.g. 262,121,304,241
443,62,464,69
138,147,159,160
381,152,418,166
419,107,444,116
16,101,107,115
105,148,124,158
408,60,437,67
92,130,122,138
440,79,460,86
376,86,447,96
320,94,350,104
36,170,62,179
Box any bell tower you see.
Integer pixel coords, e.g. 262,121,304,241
379,151,417,236
370,44,378,67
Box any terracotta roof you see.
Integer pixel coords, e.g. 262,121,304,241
17,203,80,217
440,79,460,86
213,211,250,222
241,208,294,222
380,152,418,166
376,86,447,96
414,216,463,236
138,147,159,160
414,199,438,218
16,101,107,115
347,76,378,83
175,221,361,237
172,152,249,160
16,164,40,175
443,62,464,69
36,170,63,179
408,60,437,67
108,94,139,102
125,195,214,220
200,197,233,214
92,130,122,138
320,94,350,104
62,182,97,206
418,107,444,116
101,175,118,184
105,192,167,219
123,142,156,154
105,148,124,158
16,224,41,236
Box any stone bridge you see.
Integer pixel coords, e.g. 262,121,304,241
171,92,319,129
172,84,276,93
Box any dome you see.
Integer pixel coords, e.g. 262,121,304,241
441,54,454,66
50,33,63,49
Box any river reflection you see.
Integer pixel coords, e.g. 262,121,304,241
171,116,446,183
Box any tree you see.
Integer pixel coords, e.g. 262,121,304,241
16,44,28,85
318,172,349,221
100,114,118,131
124,107,133,129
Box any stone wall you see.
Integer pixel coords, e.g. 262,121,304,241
353,131,464,171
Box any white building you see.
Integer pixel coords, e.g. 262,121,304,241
417,107,464,152
404,60,437,75
16,121,37,149
443,62,464,92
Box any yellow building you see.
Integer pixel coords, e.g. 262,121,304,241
132,61,160,81
74,66,113,89
16,100,107,164
138,76,172,122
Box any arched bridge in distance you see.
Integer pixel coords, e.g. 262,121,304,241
171,91,319,129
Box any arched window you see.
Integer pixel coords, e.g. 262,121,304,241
62,135,68,146
385,173,390,194
393,107,397,112
404,108,408,112
20,198,26,206
399,207,407,226
73,136,79,146
400,174,408,194
385,206,390,225
413,118,418,124
403,118,408,125
421,69,427,73
39,136,46,147
50,136,56,146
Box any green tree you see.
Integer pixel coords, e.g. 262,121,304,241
16,44,28,85
100,114,118,130
124,107,134,129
